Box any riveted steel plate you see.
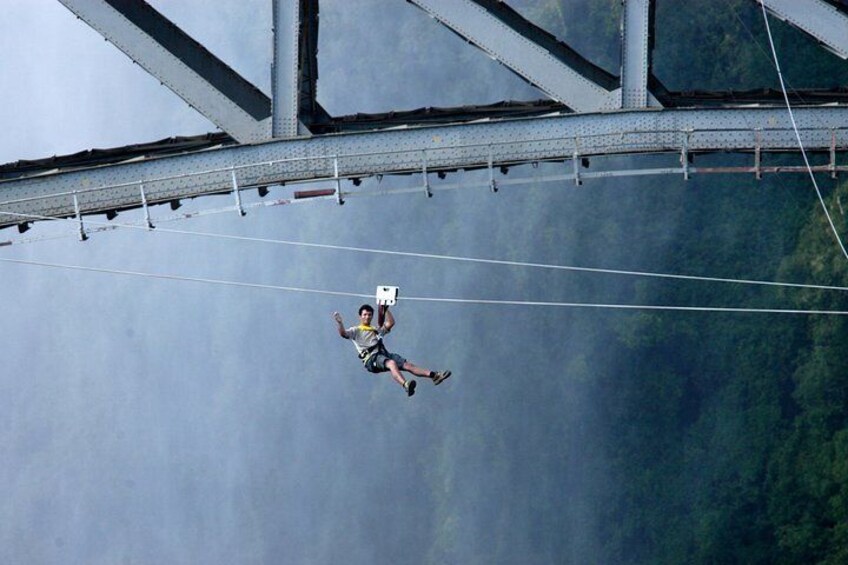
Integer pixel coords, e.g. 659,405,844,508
0,106,846,228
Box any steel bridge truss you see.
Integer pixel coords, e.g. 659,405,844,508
1,0,847,231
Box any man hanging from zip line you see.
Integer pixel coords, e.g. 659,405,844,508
333,304,451,397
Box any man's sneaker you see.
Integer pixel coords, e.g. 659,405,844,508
433,370,452,385
404,379,417,397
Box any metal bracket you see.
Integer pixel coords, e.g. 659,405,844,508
572,149,582,186
487,147,498,193
139,182,154,229
333,156,345,205
231,168,246,216
831,130,838,180
422,152,432,197
73,192,87,241
754,129,762,180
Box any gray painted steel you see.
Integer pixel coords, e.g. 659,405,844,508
407,0,619,111
760,0,848,59
620,0,660,108
1,106,846,228
58,0,272,143
272,0,302,138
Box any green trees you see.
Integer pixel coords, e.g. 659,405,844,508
762,188,848,564
318,2,848,561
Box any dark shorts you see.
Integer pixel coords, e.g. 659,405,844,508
365,351,407,373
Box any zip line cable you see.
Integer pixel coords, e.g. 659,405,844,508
0,10,844,315
759,2,848,261
2,207,848,294
2,254,848,315
4,9,848,294
0,255,371,299
5,12,848,314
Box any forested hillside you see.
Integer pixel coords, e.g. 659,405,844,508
386,1,848,562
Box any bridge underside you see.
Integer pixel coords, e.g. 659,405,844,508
3,86,847,181
1,0,847,232
0,105,846,230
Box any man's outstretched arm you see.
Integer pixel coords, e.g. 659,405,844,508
382,307,395,333
333,312,347,338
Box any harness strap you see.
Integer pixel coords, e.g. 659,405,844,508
359,341,387,363
356,324,386,364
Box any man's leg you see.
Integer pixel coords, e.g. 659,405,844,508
402,360,451,385
401,361,436,381
385,359,416,396
384,359,407,387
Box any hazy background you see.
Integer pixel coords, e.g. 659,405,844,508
1,1,845,564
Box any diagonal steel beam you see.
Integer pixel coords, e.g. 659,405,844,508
407,0,620,112
1,106,847,229
58,0,273,143
758,0,848,59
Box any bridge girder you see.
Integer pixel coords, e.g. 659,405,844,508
1,106,847,229
2,0,848,232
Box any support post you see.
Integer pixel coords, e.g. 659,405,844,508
754,130,762,181
231,168,246,216
333,157,344,205
272,0,302,138
620,0,654,108
831,130,838,180
488,146,498,193
73,192,87,241
422,152,432,197
139,182,154,229
572,149,582,186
